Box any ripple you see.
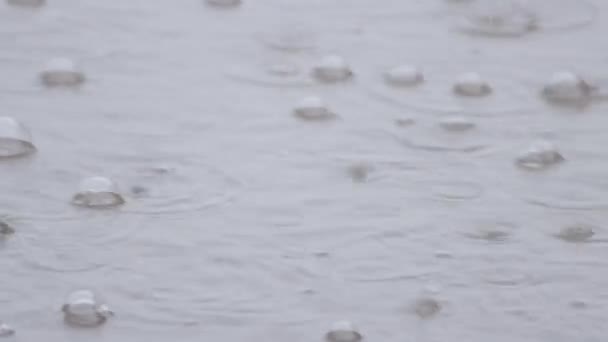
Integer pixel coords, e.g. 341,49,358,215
523,179,608,210
366,64,538,117
6,0,45,8
554,224,596,243
446,0,597,37
463,220,517,242
430,181,484,200
292,96,338,122
254,28,318,53
224,59,316,88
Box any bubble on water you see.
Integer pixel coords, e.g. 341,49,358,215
255,28,317,52
71,176,125,208
0,117,36,159
0,322,14,337
384,65,424,87
292,96,337,122
225,61,315,88
40,58,85,87
62,289,113,327
0,219,15,236
464,221,516,242
569,300,587,309
204,0,241,8
311,55,353,83
515,140,564,171
412,297,442,319
6,0,44,7
453,72,492,97
346,162,375,183
393,118,490,153
555,224,595,243
325,320,362,342
438,116,476,132
541,71,593,106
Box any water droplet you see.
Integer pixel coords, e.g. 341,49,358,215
541,71,593,105
62,289,113,327
325,320,362,342
515,140,564,170
412,297,442,318
292,96,337,121
40,58,85,87
312,55,353,83
555,224,595,243
438,116,476,132
453,72,492,97
71,176,125,208
204,0,241,8
6,0,45,7
0,322,15,337
384,65,424,87
0,117,36,159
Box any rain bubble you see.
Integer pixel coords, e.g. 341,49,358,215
413,297,442,319
438,116,476,132
325,320,363,342
39,58,85,87
312,55,353,83
292,96,337,121
453,72,492,96
62,289,114,327
541,71,593,105
0,219,15,236
6,0,45,7
515,140,564,170
205,0,241,8
347,162,374,183
0,322,14,337
555,224,595,243
384,65,424,87
456,2,538,37
0,117,36,158
71,176,125,208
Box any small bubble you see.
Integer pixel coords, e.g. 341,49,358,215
541,71,593,105
0,322,15,337
515,140,564,171
40,58,85,87
453,72,492,97
71,176,125,208
292,96,337,122
204,0,241,8
311,55,353,83
347,162,374,183
325,320,363,342
394,118,415,127
412,297,442,319
0,117,36,159
384,65,424,87
438,116,476,132
6,0,45,7
62,289,113,327
130,185,148,196
0,220,15,236
555,224,595,243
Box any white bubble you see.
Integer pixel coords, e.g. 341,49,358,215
0,117,36,158
71,176,125,208
311,55,353,83
325,320,362,342
0,322,14,337
40,58,85,87
384,65,424,87
541,71,593,104
62,290,113,327
292,96,336,121
438,116,476,132
205,0,241,8
453,72,492,96
515,140,564,170
6,0,45,7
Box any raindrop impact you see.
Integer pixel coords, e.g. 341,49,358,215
312,55,353,83
325,320,363,342
0,117,36,159
453,72,492,97
515,140,564,170
71,176,125,208
384,65,424,87
292,96,337,122
62,289,114,327
39,58,85,87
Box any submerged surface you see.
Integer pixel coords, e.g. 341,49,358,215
0,0,608,342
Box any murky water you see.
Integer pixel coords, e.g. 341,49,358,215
1,0,608,341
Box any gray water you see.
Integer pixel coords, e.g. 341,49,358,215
1,0,608,341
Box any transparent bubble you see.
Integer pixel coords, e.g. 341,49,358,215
6,0,45,7
71,176,125,208
39,58,85,87
0,322,14,337
204,0,241,8
325,320,363,342
62,289,113,327
384,65,424,87
0,117,36,158
311,55,353,83
541,71,593,105
292,96,337,122
515,141,564,170
453,72,492,97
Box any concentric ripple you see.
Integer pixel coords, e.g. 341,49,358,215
445,0,597,38
523,178,608,211
224,58,316,88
